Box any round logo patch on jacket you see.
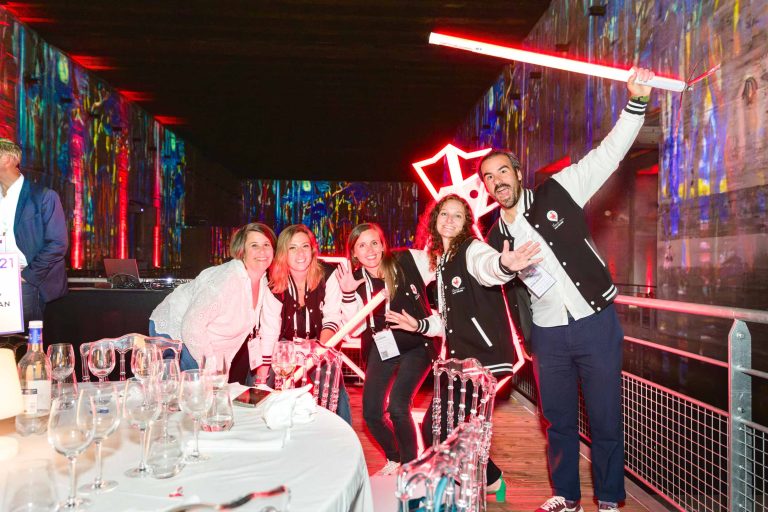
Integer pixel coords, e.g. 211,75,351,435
451,276,462,288
547,210,559,222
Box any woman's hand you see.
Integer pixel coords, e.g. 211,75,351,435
254,365,270,385
335,261,365,294
500,240,543,272
385,309,419,332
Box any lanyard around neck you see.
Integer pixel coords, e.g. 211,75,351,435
289,276,311,337
363,269,389,330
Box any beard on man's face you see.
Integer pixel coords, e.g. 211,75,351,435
492,181,521,209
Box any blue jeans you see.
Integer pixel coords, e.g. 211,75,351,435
148,320,198,369
532,305,625,503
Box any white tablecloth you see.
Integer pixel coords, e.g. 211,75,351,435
0,403,372,512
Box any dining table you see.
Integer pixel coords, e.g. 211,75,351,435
0,385,373,512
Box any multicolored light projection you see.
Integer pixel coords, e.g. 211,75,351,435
1,7,188,270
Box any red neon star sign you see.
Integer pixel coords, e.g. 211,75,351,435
411,143,499,236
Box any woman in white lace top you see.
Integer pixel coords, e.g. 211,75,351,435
149,223,281,383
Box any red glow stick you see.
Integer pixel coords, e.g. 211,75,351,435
429,33,687,92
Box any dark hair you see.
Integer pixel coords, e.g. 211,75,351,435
477,150,521,179
418,194,476,271
346,223,401,294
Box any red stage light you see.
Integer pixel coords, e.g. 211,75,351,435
70,55,116,71
155,116,186,126
119,90,154,102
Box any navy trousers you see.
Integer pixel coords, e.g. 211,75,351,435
531,304,625,503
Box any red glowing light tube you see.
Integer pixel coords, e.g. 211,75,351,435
429,33,687,93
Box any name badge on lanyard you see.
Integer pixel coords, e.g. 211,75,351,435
499,217,555,298
373,329,399,361
364,272,398,360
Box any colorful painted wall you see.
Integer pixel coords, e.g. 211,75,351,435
242,180,419,255
0,8,228,271
455,0,768,311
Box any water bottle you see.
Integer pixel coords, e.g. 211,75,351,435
15,321,53,436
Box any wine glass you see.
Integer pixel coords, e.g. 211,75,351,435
48,391,96,510
123,377,161,477
79,383,121,493
131,343,161,381
47,343,76,398
178,369,214,463
151,358,180,431
88,340,116,382
201,353,232,432
272,340,296,390
3,459,58,512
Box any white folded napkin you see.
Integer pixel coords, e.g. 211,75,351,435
255,384,317,430
190,427,289,453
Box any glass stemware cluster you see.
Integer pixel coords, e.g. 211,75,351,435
40,338,230,508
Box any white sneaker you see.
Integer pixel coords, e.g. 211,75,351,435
375,460,401,476
536,496,584,512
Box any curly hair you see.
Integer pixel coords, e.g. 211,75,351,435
417,194,476,271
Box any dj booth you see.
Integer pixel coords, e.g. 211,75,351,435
43,278,179,344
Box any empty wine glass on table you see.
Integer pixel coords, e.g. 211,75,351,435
179,369,214,463
88,340,116,382
151,358,180,430
79,383,121,494
48,391,96,510
272,340,296,391
201,353,233,432
123,377,161,477
131,343,161,382
48,342,76,399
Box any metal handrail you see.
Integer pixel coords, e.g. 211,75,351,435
623,335,729,368
615,294,768,324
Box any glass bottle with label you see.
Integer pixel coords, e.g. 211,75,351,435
15,321,53,436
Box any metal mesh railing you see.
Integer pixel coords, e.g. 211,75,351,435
732,420,768,511
511,358,537,404
621,373,728,512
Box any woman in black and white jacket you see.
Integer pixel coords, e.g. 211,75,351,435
337,222,438,476
386,193,540,499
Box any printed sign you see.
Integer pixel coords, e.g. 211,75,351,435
0,253,23,334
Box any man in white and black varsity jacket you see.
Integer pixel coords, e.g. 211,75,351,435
479,69,655,512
